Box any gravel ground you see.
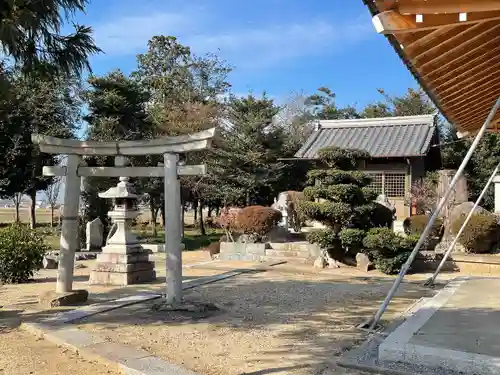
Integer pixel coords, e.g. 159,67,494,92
0,327,122,375
0,252,461,375
0,251,215,309
77,267,438,375
0,250,220,375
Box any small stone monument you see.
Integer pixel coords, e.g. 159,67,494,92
89,176,156,285
85,217,103,251
274,192,289,231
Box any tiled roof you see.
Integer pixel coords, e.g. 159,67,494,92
294,114,437,159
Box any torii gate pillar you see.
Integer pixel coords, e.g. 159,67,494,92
57,154,84,294
32,128,215,306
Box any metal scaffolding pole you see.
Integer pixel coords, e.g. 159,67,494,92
368,96,500,330
425,160,500,286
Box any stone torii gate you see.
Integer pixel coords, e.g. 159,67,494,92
31,128,215,305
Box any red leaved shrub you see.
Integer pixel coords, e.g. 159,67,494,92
235,206,282,236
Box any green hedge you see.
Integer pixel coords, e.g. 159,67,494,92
450,213,499,254
0,224,48,283
362,228,416,274
403,215,443,250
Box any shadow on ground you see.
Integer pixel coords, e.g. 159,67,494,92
55,271,439,374
0,261,461,375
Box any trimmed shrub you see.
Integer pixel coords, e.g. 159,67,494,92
450,213,499,253
306,229,338,250
339,228,366,254
353,202,394,230
235,206,282,238
362,227,414,275
0,224,48,283
403,215,443,236
403,215,443,250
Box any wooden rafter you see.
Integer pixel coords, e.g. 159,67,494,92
373,9,500,34
412,22,492,64
417,23,500,68
445,81,500,112
366,0,500,133
452,94,500,120
404,25,458,54
420,34,500,78
438,68,500,100
456,110,500,130
454,100,500,124
417,30,500,76
430,45,500,87
376,0,500,15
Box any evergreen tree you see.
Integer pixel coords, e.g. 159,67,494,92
297,147,393,255
305,87,359,120
213,94,285,206
0,68,80,227
0,0,100,77
81,70,153,233
133,35,231,234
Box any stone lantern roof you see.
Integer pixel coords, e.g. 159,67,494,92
98,178,138,200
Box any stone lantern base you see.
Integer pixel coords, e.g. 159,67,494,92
89,245,156,286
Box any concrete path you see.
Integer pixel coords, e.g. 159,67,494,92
339,277,500,375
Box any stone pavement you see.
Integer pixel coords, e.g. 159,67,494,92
340,277,500,375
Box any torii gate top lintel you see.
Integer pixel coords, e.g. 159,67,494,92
31,127,217,156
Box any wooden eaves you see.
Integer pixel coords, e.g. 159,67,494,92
363,0,500,135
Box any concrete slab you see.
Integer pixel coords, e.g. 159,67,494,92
119,356,199,375
338,292,470,375
378,277,500,375
22,322,199,375
410,278,500,357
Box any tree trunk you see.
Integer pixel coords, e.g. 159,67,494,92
50,206,55,227
15,201,20,223
29,189,36,229
150,202,158,237
208,207,213,217
246,191,250,206
180,204,184,240
198,201,205,235
193,200,198,222
216,206,220,217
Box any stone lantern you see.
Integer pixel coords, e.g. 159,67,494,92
89,176,156,285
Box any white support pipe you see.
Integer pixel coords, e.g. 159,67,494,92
369,96,500,330
425,160,500,286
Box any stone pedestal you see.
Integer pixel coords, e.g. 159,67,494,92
89,249,156,285
89,218,156,285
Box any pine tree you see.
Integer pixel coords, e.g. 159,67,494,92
81,70,153,233
212,94,285,206
297,147,393,257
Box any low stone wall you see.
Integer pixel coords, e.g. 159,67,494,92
219,241,320,263
414,251,500,276
140,243,185,253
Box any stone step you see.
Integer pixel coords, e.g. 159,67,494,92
261,256,312,265
268,242,312,252
264,249,311,258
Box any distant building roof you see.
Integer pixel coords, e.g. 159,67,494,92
294,114,437,159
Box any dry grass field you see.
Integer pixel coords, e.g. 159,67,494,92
0,208,58,224
0,208,199,225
